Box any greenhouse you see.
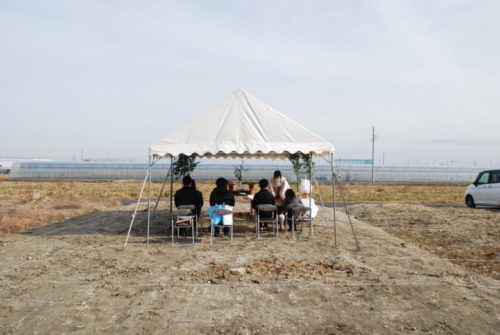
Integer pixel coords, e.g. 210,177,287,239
10,160,481,183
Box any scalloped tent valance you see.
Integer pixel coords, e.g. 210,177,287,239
149,89,335,158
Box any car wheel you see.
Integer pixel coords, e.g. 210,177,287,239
465,195,475,208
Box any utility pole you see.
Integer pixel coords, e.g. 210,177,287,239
371,126,375,182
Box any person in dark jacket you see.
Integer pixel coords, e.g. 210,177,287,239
190,179,204,218
174,176,203,235
209,177,235,236
252,179,275,230
209,177,235,207
283,189,301,231
175,175,203,217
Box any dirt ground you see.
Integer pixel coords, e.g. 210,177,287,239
0,201,499,334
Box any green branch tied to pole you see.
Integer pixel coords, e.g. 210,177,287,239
287,153,315,189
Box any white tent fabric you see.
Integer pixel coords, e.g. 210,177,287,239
150,89,334,158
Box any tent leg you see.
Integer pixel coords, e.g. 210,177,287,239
169,156,174,237
147,156,152,245
330,154,337,248
308,153,313,238
123,166,150,249
328,154,337,248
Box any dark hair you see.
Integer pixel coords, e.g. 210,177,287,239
215,177,228,188
273,170,282,178
182,175,193,186
259,178,269,188
285,188,296,200
191,179,197,190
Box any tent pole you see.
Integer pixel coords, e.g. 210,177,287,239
147,155,153,245
330,154,337,248
308,153,313,238
169,156,174,227
123,165,150,249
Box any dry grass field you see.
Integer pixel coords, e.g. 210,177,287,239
349,204,500,280
0,178,466,235
0,178,467,202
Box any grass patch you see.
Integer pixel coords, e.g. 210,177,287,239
350,204,500,279
0,179,468,235
0,195,120,235
0,179,468,203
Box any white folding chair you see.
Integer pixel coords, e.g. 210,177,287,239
288,204,311,240
171,208,195,245
210,207,233,245
177,204,199,237
255,204,278,239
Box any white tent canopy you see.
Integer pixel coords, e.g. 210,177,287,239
150,89,334,158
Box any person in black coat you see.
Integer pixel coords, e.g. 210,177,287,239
283,189,301,231
252,179,276,231
209,177,235,235
209,177,235,207
174,176,203,236
190,179,204,218
175,175,203,217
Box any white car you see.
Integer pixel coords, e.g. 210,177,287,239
464,169,500,208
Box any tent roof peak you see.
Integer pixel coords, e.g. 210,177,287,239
150,89,335,158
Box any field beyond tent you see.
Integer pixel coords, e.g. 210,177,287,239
0,180,499,334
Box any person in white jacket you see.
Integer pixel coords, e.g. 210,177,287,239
298,177,318,218
268,170,290,208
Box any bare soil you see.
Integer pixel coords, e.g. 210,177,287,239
0,201,499,334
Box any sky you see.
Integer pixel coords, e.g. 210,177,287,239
1,0,499,167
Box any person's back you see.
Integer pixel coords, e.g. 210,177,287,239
209,178,235,206
252,179,275,218
175,176,203,216
209,177,234,236
191,179,204,217
284,194,301,210
284,189,301,215
282,189,301,230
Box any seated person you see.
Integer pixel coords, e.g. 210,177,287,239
174,175,203,217
280,189,302,231
298,177,319,218
209,177,235,236
174,175,203,236
252,179,276,231
190,179,204,218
